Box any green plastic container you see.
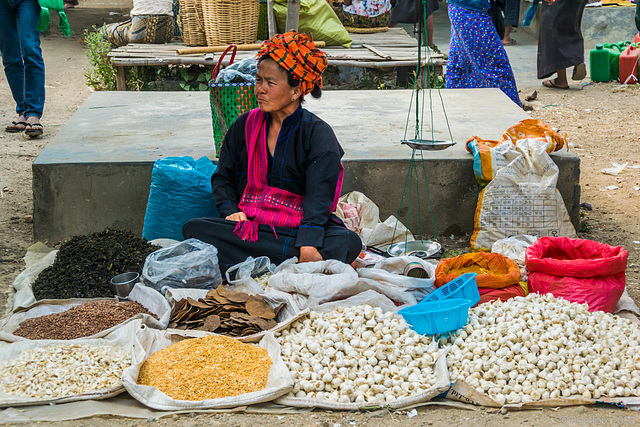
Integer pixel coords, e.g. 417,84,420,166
590,44,611,82
603,44,622,81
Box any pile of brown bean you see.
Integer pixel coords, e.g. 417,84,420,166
13,300,157,340
137,335,272,401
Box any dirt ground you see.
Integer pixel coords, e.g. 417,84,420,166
1,2,640,425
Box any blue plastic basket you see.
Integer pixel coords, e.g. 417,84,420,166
423,272,480,306
399,299,471,335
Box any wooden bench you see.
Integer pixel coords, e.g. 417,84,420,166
108,28,446,91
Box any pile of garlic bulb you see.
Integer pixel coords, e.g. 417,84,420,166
276,304,442,405
445,293,640,405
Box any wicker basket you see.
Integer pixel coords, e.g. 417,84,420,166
201,0,259,47
179,0,207,46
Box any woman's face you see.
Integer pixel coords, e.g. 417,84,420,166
255,59,302,114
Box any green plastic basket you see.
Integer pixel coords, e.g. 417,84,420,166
209,45,258,157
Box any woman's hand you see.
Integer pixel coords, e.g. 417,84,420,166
226,212,248,222
299,246,323,263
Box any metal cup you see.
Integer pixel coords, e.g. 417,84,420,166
110,272,139,298
403,262,429,278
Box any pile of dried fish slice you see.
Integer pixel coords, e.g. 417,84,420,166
169,286,285,337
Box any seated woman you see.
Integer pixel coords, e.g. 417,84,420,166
335,0,392,29
183,31,363,275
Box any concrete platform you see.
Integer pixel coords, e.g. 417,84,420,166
33,90,580,243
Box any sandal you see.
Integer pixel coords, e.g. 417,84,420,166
572,63,587,81
25,122,44,137
5,120,27,133
542,79,569,90
502,39,517,46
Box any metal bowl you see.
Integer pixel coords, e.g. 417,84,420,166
401,139,456,151
110,272,139,298
387,240,442,258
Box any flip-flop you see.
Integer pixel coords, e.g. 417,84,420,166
5,120,27,133
502,39,517,46
25,122,44,137
542,79,569,90
572,63,587,81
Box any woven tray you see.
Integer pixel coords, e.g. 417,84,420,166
344,26,388,34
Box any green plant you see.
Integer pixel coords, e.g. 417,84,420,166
179,67,211,91
579,211,592,233
84,26,117,91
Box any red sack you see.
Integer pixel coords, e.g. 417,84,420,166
478,282,528,305
525,237,628,312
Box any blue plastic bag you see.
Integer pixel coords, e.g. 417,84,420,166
143,156,218,241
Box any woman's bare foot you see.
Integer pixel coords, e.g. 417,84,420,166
25,116,43,138
5,115,27,132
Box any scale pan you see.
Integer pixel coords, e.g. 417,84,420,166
387,240,442,258
401,139,456,150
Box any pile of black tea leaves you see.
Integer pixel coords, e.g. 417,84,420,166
33,229,161,300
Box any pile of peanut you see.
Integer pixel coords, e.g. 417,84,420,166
137,335,272,400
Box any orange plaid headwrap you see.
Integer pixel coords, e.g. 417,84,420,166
257,31,328,95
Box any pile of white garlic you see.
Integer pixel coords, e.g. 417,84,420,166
0,343,130,399
276,304,442,405
444,293,640,405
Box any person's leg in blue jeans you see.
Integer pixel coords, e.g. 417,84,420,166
0,0,45,136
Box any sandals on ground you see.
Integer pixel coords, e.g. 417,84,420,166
542,79,569,90
572,63,587,81
25,122,44,137
5,121,27,133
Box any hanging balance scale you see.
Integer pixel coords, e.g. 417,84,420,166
390,0,456,258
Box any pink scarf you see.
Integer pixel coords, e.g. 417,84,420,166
233,108,343,242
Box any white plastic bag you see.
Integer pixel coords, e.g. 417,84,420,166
122,329,293,410
470,138,576,250
142,238,222,293
225,256,275,295
358,256,437,304
492,234,538,280
335,191,414,249
267,260,359,307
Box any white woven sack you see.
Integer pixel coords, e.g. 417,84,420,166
122,329,293,410
0,320,140,408
164,288,308,343
275,350,450,410
0,284,171,343
10,243,58,312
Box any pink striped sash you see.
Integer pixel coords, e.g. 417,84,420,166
234,109,305,241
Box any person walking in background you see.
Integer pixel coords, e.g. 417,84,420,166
389,0,440,50
445,0,520,106
0,0,45,137
502,0,519,45
538,0,587,89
